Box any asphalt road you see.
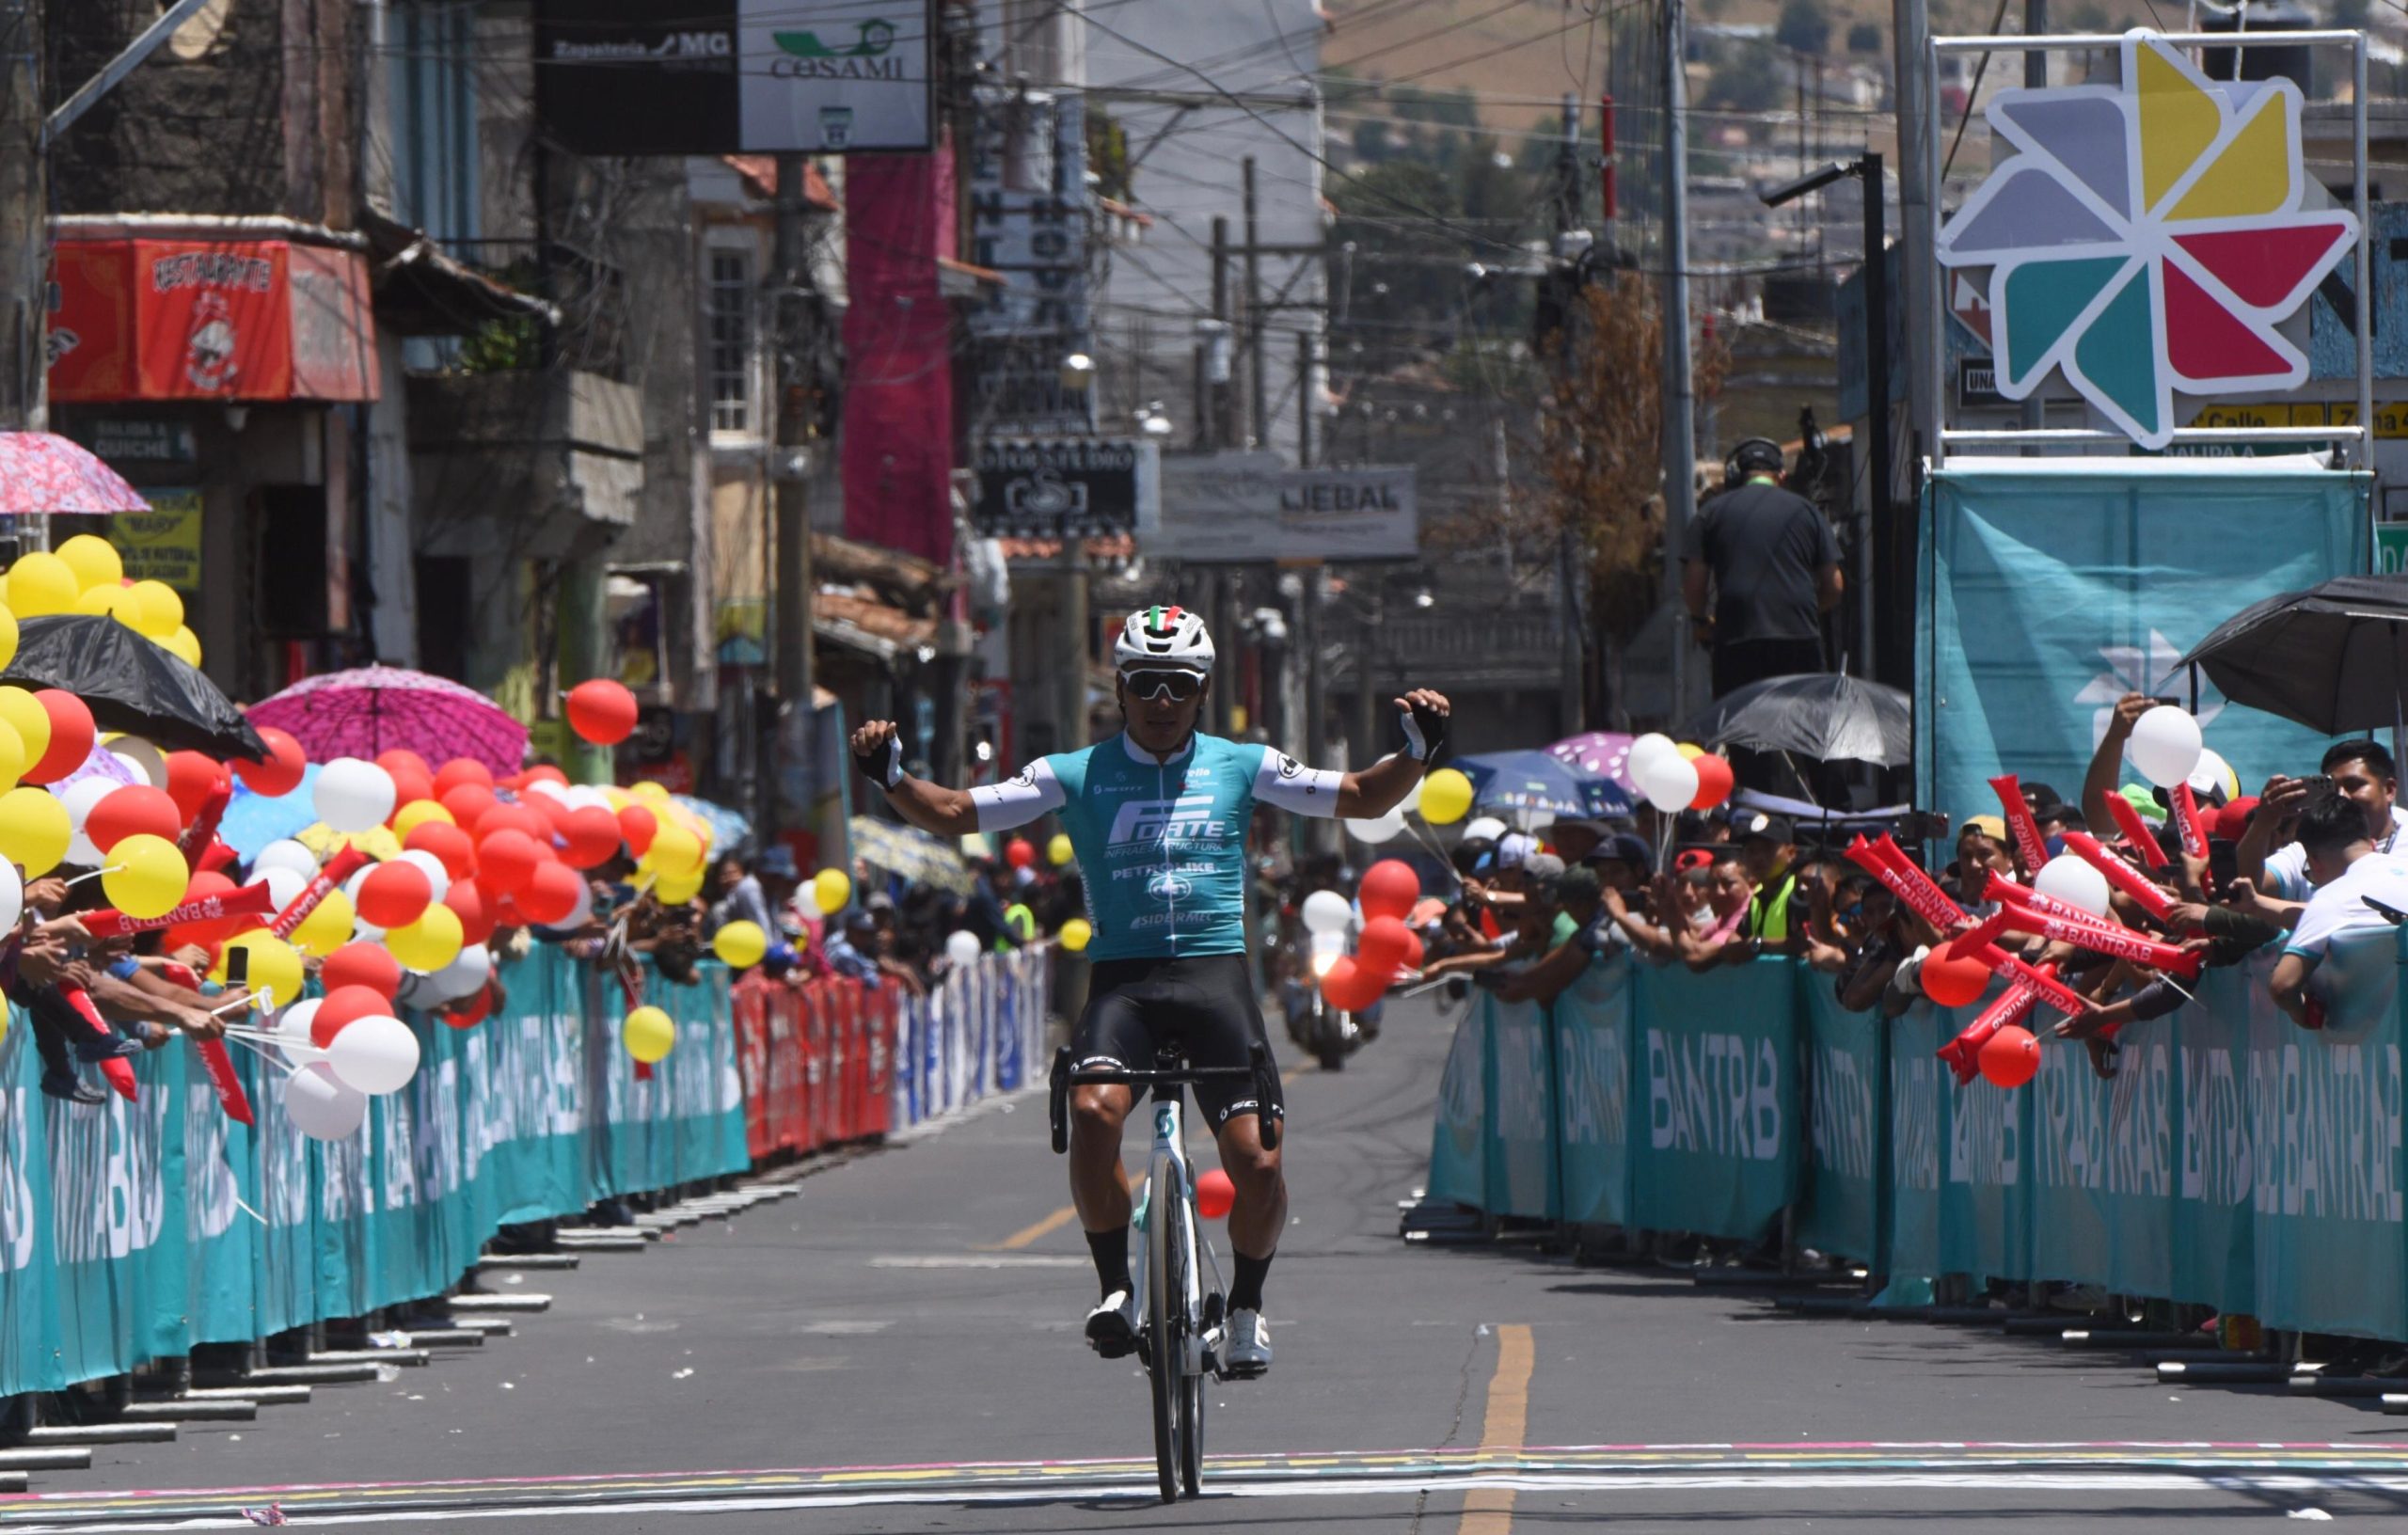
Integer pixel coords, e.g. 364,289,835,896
13,990,2408,1531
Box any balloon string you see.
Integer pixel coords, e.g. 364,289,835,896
63,866,124,888
218,1030,304,1075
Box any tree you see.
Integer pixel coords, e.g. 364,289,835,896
1776,0,1832,56
1847,21,1882,54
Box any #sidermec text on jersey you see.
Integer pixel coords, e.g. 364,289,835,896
967,732,1342,963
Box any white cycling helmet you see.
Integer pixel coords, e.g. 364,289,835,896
1114,604,1215,674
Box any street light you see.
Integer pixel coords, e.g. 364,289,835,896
1761,153,1887,683
1058,353,1095,392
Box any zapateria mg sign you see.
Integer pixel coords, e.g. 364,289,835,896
1937,29,2358,449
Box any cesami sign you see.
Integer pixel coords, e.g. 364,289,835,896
1937,30,2357,449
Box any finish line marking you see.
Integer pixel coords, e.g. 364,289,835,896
1460,1323,1534,1535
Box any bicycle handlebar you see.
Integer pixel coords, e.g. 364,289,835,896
1049,1042,1281,1154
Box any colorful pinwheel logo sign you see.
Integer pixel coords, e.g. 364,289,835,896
1938,30,2358,449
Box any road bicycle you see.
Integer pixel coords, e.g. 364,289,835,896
1050,1040,1280,1502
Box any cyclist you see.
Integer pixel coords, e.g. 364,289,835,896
849,605,1449,1379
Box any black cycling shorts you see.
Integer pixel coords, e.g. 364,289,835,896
1072,954,1284,1131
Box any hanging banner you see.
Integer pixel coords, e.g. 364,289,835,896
1147,454,1419,563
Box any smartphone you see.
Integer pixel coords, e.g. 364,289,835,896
2366,895,2408,926
2303,774,2337,797
2152,695,2182,708
225,946,249,987
2209,840,2238,890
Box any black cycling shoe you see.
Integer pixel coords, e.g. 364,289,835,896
1085,1290,1138,1358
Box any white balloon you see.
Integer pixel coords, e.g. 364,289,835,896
284,1061,368,1140
393,971,438,1012
315,757,398,833
1627,732,1680,778
429,942,492,1003
0,859,24,933
944,929,983,969
2190,746,2237,799
395,848,452,903
2034,853,2114,919
59,776,114,831
1398,775,1427,815
534,876,593,936
262,865,308,912
792,879,824,919
327,1016,420,1095
1636,752,1701,811
1346,807,1406,845
274,997,322,1049
254,839,318,879
1301,889,1354,935
2128,706,2204,790
105,736,167,788
1463,815,1509,844
528,780,573,803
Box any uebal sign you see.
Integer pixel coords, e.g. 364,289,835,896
1938,30,2357,449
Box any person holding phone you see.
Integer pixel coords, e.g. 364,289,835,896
2237,738,2406,911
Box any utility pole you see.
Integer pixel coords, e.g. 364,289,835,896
1860,153,1889,685
1550,93,1588,735
1295,331,1314,467
2019,0,2047,446
1660,0,1698,720
1893,0,1940,692
0,0,45,434
1209,215,1234,450
1243,157,1265,451
770,154,817,833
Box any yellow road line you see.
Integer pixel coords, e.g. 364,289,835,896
1458,1323,1534,1535
990,1205,1080,1251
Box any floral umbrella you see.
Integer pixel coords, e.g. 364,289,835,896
247,665,528,776
1546,731,1640,797
0,433,150,514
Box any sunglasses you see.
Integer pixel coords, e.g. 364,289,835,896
1122,670,1205,702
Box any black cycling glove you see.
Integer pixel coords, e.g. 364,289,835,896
854,733,905,791
1398,696,1449,764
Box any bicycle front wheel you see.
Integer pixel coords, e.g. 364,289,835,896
1177,1198,1205,1495
1147,1163,1184,1503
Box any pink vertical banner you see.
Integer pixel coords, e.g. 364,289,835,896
842,143,958,567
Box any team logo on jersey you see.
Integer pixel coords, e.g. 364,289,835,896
1107,796,1228,846
1007,766,1037,788
1275,754,1303,779
1146,872,1196,903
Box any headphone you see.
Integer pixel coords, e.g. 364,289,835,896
1723,437,1784,484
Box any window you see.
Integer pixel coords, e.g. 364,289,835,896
706,247,757,437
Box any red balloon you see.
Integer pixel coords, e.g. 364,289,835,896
356,860,434,929
1005,838,1037,869
439,783,500,830
432,758,495,799
478,830,541,894
375,749,432,782
488,890,531,929
565,679,639,746
518,860,584,926
445,880,496,945
1357,914,1413,975
560,805,623,869
519,791,570,835
229,723,304,798
443,985,493,1030
1920,949,1993,1009
1358,859,1420,925
323,942,402,1001
1320,956,1387,1014
311,985,391,1049
617,804,657,857
163,752,226,821
26,690,97,784
1196,1168,1236,1221
1978,1024,2042,1089
382,763,434,811
1688,753,1735,811
476,802,551,847
404,820,477,881
522,765,570,789
87,784,182,852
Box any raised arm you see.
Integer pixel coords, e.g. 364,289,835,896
851,720,1069,841
2082,692,2152,839
1255,689,1451,821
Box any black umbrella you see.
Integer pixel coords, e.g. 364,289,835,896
1,615,265,759
2174,576,2408,735
1678,673,1912,765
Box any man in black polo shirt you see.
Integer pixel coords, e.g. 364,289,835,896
1681,437,1843,702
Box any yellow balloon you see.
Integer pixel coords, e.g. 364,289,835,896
1058,917,1093,953
0,600,17,673
0,718,25,792
6,552,79,617
75,583,134,621
290,886,356,957
711,919,768,969
0,687,49,770
391,799,455,837
103,833,188,920
165,625,201,668
0,784,68,875
656,869,704,905
1048,832,1074,867
126,580,182,640
1418,768,1474,827
631,781,671,803
55,534,121,592
1676,742,1706,760
623,1005,676,1064
646,822,702,878
388,902,465,973
214,932,302,1011
812,867,851,915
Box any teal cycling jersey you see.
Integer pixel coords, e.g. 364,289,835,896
969,732,1344,962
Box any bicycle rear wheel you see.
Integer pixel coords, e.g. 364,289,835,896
1147,1163,1184,1503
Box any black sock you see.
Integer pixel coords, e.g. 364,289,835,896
1229,1251,1273,1313
1086,1227,1132,1298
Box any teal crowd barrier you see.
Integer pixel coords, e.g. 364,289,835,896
1428,942,2408,1341
0,944,747,1399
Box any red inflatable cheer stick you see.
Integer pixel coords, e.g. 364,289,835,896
178,781,232,866
147,958,254,1126
1938,969,2047,1085
1989,775,2051,874
60,985,138,1101
80,881,277,940
1993,904,2203,976
2104,792,2171,872
2059,831,2178,925
2170,782,2210,862
1845,835,1970,936
268,847,372,942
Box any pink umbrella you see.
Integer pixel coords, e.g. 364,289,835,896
1546,731,1640,797
0,433,149,514
247,666,529,777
